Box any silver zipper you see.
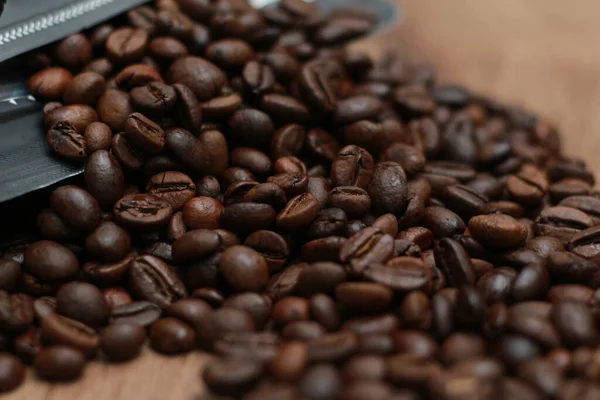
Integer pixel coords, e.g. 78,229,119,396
0,0,117,47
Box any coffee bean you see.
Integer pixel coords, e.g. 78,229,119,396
149,317,195,354
341,227,395,275
54,33,92,70
111,301,162,327
166,127,228,178
56,282,109,327
129,255,187,309
298,62,337,113
203,358,264,397
106,28,148,64
277,193,320,230
28,67,73,99
99,323,146,362
41,314,99,356
34,345,86,381
167,56,226,101
306,128,342,163
220,245,269,292
469,213,528,250
434,238,476,286
114,194,173,230
552,301,598,348
364,258,431,293
84,150,124,207
535,206,594,242
336,282,393,313
63,72,106,105
24,241,79,282
47,122,87,160
422,206,466,238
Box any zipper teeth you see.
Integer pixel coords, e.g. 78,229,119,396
0,0,116,47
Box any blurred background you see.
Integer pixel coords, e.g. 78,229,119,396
357,0,599,174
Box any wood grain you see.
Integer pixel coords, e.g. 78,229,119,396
6,1,600,398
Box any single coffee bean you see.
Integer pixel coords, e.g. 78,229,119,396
364,258,431,293
129,255,187,309
277,193,320,230
103,287,133,309
84,150,125,206
331,145,374,189
63,72,106,105
84,222,131,263
298,62,337,113
434,238,476,286
551,301,598,348
167,56,226,101
422,206,466,238
100,323,147,362
336,282,393,313
47,122,87,161
53,33,93,70
220,246,270,292
34,345,86,381
111,301,162,327
0,353,25,392
114,194,173,230
131,82,177,116
507,164,549,205
28,67,73,99
469,213,528,250
123,112,165,153
0,261,21,293
41,314,99,356
146,171,196,211
23,241,79,282
305,128,342,163
166,127,229,178
535,206,594,243
0,291,34,334
149,317,196,354
203,358,264,397
341,227,395,275
56,282,109,327
106,28,149,64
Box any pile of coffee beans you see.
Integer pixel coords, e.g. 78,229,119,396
1,0,598,397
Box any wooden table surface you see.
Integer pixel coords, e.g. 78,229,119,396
6,0,600,398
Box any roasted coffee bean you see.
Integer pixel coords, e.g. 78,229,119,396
244,230,289,273
220,245,269,292
434,238,476,287
56,282,109,327
46,121,85,160
129,255,187,309
330,145,374,189
203,358,264,397
298,62,337,113
167,56,226,101
102,287,133,309
0,353,25,392
166,127,228,178
83,254,135,286
85,222,131,263
277,193,320,230
422,206,466,238
41,314,99,356
23,241,79,282
100,323,147,362
50,185,101,232
306,128,342,163
84,150,124,207
106,28,148,64
535,206,594,242
364,258,431,293
469,213,528,250
114,194,173,230
146,171,196,211
111,301,162,327
28,67,73,99
328,186,371,218
34,345,86,381
0,292,34,334
149,317,195,354
340,227,395,275
551,301,598,348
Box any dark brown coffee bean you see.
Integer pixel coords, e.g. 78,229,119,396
305,128,342,163
477,268,516,304
146,171,196,212
298,62,337,113
548,251,600,283
149,36,189,61
277,193,320,230
56,282,109,327
422,206,466,238
203,358,264,397
50,185,101,232
82,254,135,286
100,323,146,362
244,231,289,273
84,150,125,207
167,56,226,101
341,227,395,275
331,145,374,189
535,206,594,242
328,186,371,218
0,353,25,392
46,121,87,161
469,213,528,250
114,194,173,230
129,255,187,309
434,238,476,286
0,261,20,293
23,241,79,282
102,287,133,309
41,314,99,356
106,28,148,64
130,82,177,116
220,245,269,292
0,291,34,334
149,317,195,354
507,164,549,205
231,147,272,176
166,127,228,178
552,301,598,348
28,67,73,99
364,258,431,293
123,112,165,153
84,222,131,263
336,282,393,313
97,89,133,132
34,345,86,381
111,301,162,327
